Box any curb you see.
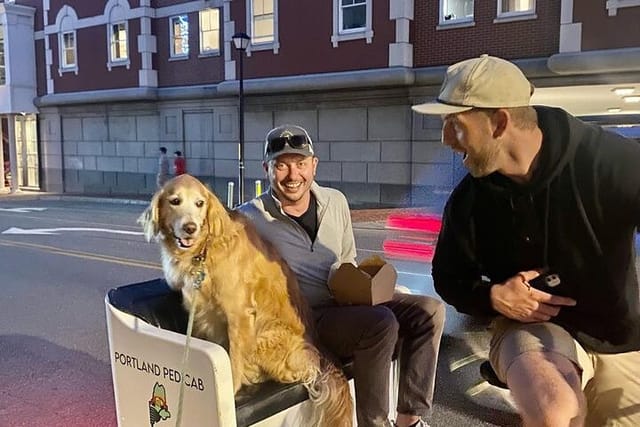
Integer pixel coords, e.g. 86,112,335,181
39,195,150,206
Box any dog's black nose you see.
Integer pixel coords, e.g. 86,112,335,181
183,222,197,235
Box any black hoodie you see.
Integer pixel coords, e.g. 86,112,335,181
432,106,640,353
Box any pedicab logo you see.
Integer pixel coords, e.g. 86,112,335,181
149,382,171,426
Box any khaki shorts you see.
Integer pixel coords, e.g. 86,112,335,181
489,317,640,427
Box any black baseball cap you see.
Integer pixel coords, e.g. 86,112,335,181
263,125,315,162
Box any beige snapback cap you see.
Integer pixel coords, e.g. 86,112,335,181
412,54,534,115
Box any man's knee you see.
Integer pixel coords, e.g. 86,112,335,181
412,296,446,332
585,351,640,426
367,306,399,342
426,297,446,327
507,351,585,427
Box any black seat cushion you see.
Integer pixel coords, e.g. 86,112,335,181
108,278,354,427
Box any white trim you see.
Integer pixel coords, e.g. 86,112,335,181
606,0,640,15
246,0,279,54
58,30,78,75
559,0,580,53
439,0,474,26
496,0,535,19
105,0,131,70
436,20,476,30
54,6,78,76
42,0,53,94
104,0,131,20
137,5,157,88
223,0,234,81
560,0,573,24
106,21,131,70
37,1,224,38
492,13,537,23
390,0,413,20
559,22,581,53
388,0,412,67
331,0,373,47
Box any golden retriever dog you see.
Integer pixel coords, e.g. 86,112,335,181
138,174,353,427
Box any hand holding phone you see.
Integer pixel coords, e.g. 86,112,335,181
529,272,561,290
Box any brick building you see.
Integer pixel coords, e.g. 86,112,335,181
1,0,639,208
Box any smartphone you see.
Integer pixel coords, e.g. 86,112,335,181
529,272,561,290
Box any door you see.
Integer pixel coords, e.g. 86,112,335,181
15,114,39,189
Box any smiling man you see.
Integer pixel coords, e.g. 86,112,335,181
413,55,640,427
238,124,445,427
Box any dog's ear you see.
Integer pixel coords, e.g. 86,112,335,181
206,191,228,238
138,190,162,241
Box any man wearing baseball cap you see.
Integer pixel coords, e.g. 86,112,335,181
239,124,445,427
414,55,640,426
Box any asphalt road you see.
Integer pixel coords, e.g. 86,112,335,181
0,196,520,427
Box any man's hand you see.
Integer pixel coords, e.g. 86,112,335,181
490,270,577,323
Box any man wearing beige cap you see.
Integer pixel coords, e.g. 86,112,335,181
413,55,640,426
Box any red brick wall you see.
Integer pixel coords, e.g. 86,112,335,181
35,39,47,97
49,0,105,19
413,1,561,67
153,0,192,8
53,20,140,92
230,0,394,79
575,3,640,50
154,12,225,87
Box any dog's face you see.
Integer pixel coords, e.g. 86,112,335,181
138,174,227,250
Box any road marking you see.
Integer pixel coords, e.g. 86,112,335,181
397,270,429,277
2,226,144,236
0,207,48,213
0,239,161,270
358,248,385,254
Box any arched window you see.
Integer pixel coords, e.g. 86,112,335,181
55,6,79,75
105,0,131,70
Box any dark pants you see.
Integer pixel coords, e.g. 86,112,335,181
313,293,445,427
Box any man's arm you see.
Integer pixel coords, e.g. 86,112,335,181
432,195,576,319
340,204,357,265
593,131,640,226
327,192,357,280
431,195,496,315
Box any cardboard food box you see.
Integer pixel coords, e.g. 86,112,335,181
328,257,397,305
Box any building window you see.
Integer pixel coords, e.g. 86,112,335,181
251,0,274,44
109,22,128,62
56,6,79,75
497,0,535,17
0,25,5,85
60,31,77,69
340,0,366,31
199,8,220,54
245,0,279,52
607,0,640,16
331,0,372,46
170,15,189,58
440,0,474,23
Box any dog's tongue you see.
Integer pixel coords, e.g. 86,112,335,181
177,237,194,248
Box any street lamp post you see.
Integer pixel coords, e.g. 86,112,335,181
232,32,250,205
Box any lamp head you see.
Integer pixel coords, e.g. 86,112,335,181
232,32,251,51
